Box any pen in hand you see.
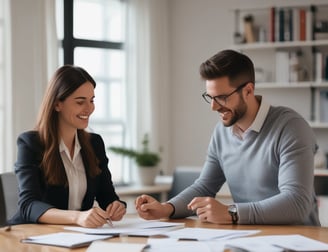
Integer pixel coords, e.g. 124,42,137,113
106,218,114,228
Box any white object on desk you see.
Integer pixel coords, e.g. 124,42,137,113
65,217,184,235
165,227,260,241
225,234,328,252
147,238,225,252
21,232,112,248
87,241,147,252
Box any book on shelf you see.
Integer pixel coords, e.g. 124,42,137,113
316,52,328,82
275,51,290,83
292,8,300,41
326,56,328,81
299,8,306,41
236,5,326,43
306,7,313,41
278,8,285,42
315,51,324,83
269,7,275,42
280,8,294,42
267,6,313,43
320,90,328,123
275,50,309,83
287,8,293,41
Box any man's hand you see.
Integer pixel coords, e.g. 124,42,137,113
135,194,174,220
187,197,231,224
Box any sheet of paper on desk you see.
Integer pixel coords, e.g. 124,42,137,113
87,240,148,252
124,225,184,237
65,218,185,235
225,234,328,252
21,232,112,248
165,227,260,241
146,238,226,252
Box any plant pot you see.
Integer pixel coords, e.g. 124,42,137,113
137,166,158,185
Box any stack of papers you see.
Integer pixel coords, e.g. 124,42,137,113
65,218,185,236
20,217,328,252
87,241,148,252
144,234,328,252
225,234,328,252
165,227,260,240
21,232,112,248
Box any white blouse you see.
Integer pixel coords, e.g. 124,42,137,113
59,134,87,210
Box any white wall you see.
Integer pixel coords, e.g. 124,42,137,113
166,0,328,173
9,0,56,168
9,0,328,174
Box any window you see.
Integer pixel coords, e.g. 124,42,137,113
0,0,12,173
56,0,128,183
0,0,4,172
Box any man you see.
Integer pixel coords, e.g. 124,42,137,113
135,50,320,225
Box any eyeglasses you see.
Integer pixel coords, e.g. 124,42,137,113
202,82,249,106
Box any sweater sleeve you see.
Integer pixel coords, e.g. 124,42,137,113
168,130,226,218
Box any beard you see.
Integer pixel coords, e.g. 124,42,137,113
220,95,247,127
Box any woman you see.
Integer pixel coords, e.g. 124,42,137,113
10,65,126,227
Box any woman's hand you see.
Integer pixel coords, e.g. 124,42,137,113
76,207,109,227
106,200,126,221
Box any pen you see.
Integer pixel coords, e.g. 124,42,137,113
0,225,11,231
106,218,114,228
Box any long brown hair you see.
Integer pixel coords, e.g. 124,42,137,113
36,65,101,185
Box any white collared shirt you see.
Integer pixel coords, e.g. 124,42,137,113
232,96,271,140
59,134,87,210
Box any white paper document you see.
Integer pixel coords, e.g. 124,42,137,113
145,234,328,252
65,217,185,236
165,227,260,241
87,240,148,252
225,234,328,252
145,238,226,252
21,232,112,248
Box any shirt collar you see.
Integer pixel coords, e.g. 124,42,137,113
231,95,271,138
59,133,81,161
248,95,271,133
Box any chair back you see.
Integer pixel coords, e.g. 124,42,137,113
168,166,202,199
0,172,19,226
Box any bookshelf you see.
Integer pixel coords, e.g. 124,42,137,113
231,4,328,126
231,4,328,202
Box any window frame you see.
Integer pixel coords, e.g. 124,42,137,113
62,0,123,65
59,0,129,184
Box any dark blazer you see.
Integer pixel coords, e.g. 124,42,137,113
9,131,125,225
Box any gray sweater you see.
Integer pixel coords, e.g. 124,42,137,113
169,98,320,225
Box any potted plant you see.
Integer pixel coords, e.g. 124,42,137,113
108,134,161,185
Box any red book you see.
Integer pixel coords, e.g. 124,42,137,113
299,9,306,41
270,7,275,42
